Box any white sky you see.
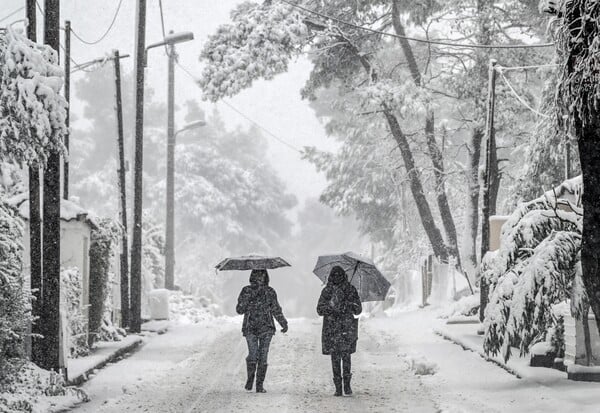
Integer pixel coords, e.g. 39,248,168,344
2,0,337,217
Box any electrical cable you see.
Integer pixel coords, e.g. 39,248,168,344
278,0,555,50
69,0,123,45
157,0,169,55
496,63,559,72
175,61,303,154
158,0,167,39
497,69,551,118
0,6,25,24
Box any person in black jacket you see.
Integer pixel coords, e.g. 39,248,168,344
236,269,288,393
317,265,362,396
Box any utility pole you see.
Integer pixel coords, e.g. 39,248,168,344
480,59,497,322
113,50,130,329
146,30,194,291
42,0,62,372
63,20,70,200
130,0,147,333
26,0,44,368
165,38,176,290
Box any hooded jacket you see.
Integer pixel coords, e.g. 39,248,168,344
236,270,287,337
317,266,362,355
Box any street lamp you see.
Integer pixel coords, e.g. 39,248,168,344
145,30,195,290
175,120,206,137
167,119,206,290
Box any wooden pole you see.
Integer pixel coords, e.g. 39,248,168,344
26,0,44,368
113,50,130,329
63,20,70,200
480,59,497,322
165,39,176,290
42,0,62,372
130,0,147,333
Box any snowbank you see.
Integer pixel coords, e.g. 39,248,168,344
438,294,480,319
400,353,439,375
169,291,221,324
0,362,87,413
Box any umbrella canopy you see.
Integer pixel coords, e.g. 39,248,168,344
215,255,291,271
313,252,391,302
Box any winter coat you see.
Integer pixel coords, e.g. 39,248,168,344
236,280,287,337
317,277,362,355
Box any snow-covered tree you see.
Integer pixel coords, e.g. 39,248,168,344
482,178,582,360
0,27,66,165
554,0,600,338
198,0,553,280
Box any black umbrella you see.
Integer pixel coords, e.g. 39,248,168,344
313,251,391,302
215,255,291,271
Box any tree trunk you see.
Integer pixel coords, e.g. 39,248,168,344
391,1,461,265
465,127,483,272
384,111,449,261
577,124,600,337
305,19,450,261
425,111,462,268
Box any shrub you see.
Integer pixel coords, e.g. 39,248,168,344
0,200,30,388
88,218,121,346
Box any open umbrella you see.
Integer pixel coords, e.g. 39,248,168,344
215,255,291,271
313,252,391,302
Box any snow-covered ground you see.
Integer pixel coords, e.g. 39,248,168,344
67,309,600,413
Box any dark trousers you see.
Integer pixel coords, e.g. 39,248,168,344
246,333,272,365
331,352,351,378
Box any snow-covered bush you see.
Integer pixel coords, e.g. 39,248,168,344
439,294,480,319
96,266,126,343
88,218,121,346
169,291,221,324
483,178,582,361
0,362,88,413
0,27,66,166
60,268,88,358
0,200,29,387
142,212,165,290
401,353,438,376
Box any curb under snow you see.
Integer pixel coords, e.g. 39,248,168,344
66,336,144,386
433,327,522,379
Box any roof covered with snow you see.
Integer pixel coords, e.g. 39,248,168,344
6,193,98,229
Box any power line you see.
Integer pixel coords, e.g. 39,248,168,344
70,0,123,45
497,69,550,118
158,0,167,38
157,0,169,55
496,63,559,72
0,6,25,24
175,61,302,154
279,0,555,50
220,100,303,153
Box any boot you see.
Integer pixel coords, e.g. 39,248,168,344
343,374,352,395
255,363,268,393
333,377,343,396
245,361,257,391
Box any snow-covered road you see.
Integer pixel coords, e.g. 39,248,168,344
70,310,600,413
72,317,438,412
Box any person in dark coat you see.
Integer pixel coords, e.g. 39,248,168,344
317,265,362,396
236,269,288,393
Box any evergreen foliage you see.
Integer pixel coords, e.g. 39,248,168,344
0,199,28,387
88,218,121,346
